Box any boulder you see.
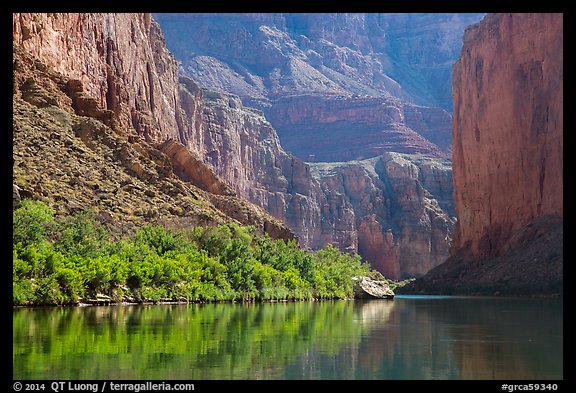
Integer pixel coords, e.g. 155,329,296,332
352,275,395,299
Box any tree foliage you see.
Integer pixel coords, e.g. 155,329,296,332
13,199,375,306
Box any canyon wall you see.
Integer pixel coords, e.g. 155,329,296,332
451,13,563,258
266,95,451,162
13,13,184,143
155,13,483,163
311,153,454,279
153,13,465,278
12,43,295,241
13,13,458,279
400,13,563,295
11,12,356,257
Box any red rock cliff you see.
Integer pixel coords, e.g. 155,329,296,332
13,13,184,143
13,13,456,280
451,13,563,258
400,13,563,295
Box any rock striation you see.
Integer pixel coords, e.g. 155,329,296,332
311,153,454,279
154,13,483,163
451,13,563,259
187,86,358,252
13,13,184,143
267,94,452,162
400,13,563,295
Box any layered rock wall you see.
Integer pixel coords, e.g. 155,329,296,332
188,87,358,252
311,153,454,279
13,13,457,279
451,13,563,258
267,95,451,162
13,13,184,142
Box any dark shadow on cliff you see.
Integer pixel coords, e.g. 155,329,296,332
397,215,563,296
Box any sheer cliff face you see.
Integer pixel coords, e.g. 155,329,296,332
311,154,454,279
13,13,183,143
451,13,563,258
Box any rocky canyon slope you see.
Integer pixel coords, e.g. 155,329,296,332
13,13,469,279
13,13,294,242
400,13,563,295
154,13,482,278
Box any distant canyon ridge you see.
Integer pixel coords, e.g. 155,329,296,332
13,13,486,280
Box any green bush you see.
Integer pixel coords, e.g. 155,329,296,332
13,199,55,246
54,208,107,258
12,201,380,306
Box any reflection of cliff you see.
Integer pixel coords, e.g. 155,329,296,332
353,297,563,379
285,297,562,379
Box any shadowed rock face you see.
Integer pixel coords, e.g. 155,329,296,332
451,13,563,259
154,13,484,111
266,94,452,162
400,13,563,295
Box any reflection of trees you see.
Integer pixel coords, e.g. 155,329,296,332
13,301,367,379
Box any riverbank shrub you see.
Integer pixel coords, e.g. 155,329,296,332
13,199,374,306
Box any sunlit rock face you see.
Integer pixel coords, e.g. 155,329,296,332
13,13,185,143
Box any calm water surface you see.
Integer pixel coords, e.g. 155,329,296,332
13,296,563,380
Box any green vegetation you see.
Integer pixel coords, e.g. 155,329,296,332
13,200,373,306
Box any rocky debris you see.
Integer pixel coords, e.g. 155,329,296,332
158,138,236,197
352,274,395,299
398,215,563,296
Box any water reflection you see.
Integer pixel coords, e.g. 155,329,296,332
13,297,562,380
